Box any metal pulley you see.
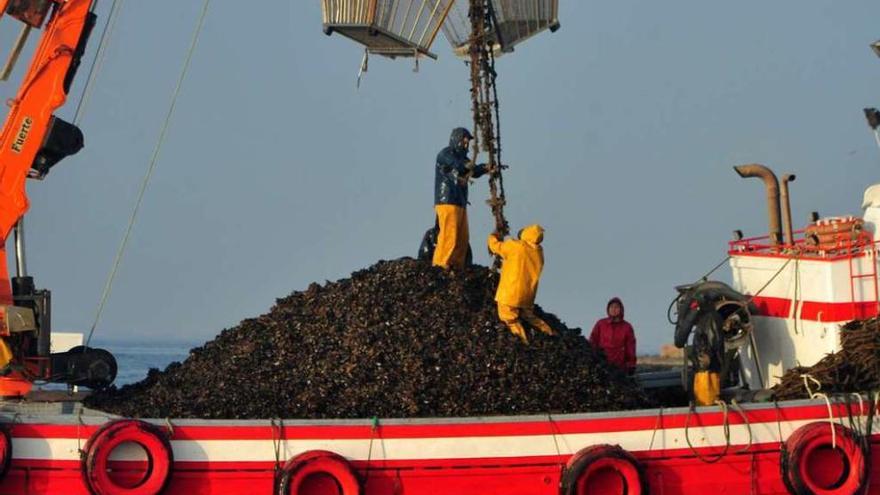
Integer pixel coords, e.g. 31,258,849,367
442,0,560,58
714,299,753,351
673,281,754,351
321,0,455,59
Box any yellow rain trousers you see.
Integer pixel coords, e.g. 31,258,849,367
488,225,555,343
497,303,555,344
693,371,720,406
433,205,469,269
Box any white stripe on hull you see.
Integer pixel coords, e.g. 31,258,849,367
10,417,842,462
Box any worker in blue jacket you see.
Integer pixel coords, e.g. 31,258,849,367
433,127,488,269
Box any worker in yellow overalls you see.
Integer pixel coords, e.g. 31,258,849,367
432,128,488,269
488,225,557,344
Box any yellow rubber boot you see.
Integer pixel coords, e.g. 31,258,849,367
522,308,556,336
508,323,529,344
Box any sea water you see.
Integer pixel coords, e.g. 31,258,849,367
96,340,194,386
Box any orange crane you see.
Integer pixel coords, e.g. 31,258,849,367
0,0,115,396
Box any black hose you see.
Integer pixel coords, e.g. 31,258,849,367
667,294,681,325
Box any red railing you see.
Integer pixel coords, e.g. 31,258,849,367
728,229,875,260
729,228,880,319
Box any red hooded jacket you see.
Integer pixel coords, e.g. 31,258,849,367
589,297,636,373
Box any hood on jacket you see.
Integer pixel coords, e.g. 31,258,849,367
607,297,624,318
449,127,473,152
518,224,544,245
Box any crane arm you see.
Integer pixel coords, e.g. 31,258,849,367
0,0,95,304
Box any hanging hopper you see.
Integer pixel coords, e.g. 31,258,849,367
322,0,456,59
441,0,560,58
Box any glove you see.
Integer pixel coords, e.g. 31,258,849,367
487,163,508,174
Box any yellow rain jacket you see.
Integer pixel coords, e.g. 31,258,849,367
487,225,545,308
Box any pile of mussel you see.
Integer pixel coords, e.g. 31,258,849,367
86,258,648,419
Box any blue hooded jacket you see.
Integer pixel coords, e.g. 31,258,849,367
434,128,487,206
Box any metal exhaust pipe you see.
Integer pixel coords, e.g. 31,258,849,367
734,164,782,247
781,174,796,246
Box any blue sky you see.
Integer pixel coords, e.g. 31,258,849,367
3,1,880,353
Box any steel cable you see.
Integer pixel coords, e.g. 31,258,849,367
665,255,732,325
73,0,126,126
85,0,212,347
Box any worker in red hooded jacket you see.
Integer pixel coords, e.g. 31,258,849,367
589,298,637,374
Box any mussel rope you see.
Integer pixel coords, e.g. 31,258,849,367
468,0,508,255
85,0,212,347
486,2,507,234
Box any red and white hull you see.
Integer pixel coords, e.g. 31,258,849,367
0,398,875,494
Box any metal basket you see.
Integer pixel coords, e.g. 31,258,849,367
322,0,456,59
441,0,559,58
